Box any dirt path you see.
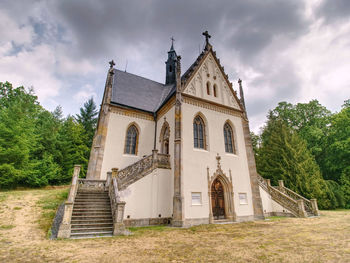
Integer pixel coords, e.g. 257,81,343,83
0,189,349,262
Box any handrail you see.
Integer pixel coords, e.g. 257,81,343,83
116,150,171,191
267,185,300,217
279,186,313,214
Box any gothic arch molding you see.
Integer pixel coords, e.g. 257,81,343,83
207,154,236,223
124,122,141,155
159,119,170,154
193,112,210,150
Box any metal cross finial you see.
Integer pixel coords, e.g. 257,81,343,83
171,36,175,45
202,30,211,45
109,60,115,69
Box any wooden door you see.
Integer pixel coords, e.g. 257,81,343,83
211,178,225,220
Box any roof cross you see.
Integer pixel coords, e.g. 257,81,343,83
171,36,175,45
109,60,115,69
202,30,211,45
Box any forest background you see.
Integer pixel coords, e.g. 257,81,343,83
0,81,349,209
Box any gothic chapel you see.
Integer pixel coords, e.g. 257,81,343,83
72,31,319,233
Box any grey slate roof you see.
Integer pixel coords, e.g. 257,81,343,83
111,69,175,113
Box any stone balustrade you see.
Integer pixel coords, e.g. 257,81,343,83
256,174,319,217
57,165,81,238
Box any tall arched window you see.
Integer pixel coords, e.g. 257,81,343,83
224,123,235,154
193,116,206,149
213,84,217,97
206,81,211,95
124,124,138,155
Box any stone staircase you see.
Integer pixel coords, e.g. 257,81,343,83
70,189,113,238
256,174,319,217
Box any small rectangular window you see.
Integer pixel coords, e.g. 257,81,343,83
239,193,248,205
191,192,202,205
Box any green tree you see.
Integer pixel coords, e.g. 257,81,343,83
75,98,98,149
56,116,89,183
257,119,334,209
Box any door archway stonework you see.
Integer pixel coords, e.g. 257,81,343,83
207,154,236,223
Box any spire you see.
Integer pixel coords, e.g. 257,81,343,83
238,79,246,110
165,37,177,84
202,30,212,50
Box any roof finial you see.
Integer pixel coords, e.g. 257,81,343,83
202,30,211,48
238,79,246,110
170,36,175,50
109,60,115,69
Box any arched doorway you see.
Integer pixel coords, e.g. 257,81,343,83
211,178,226,220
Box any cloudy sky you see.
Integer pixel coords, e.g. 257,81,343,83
1,0,349,132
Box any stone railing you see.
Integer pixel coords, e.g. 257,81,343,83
107,170,127,235
115,150,171,191
268,186,301,217
57,165,81,238
256,174,319,218
276,184,318,216
78,178,107,191
158,153,171,169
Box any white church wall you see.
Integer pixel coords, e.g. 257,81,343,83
155,106,175,210
100,110,155,179
119,168,173,219
181,102,254,222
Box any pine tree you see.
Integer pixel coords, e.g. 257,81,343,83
75,98,98,149
257,119,333,209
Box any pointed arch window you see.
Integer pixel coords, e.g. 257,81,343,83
224,123,235,154
193,116,206,149
124,125,138,155
206,82,211,95
213,84,217,97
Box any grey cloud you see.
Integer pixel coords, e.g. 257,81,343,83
317,0,350,23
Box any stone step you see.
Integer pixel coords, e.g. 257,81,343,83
71,219,113,224
72,215,112,219
72,211,112,216
74,202,111,206
72,208,111,212
74,200,110,203
71,224,113,233
77,191,109,195
75,197,110,200
70,231,113,239
71,223,113,229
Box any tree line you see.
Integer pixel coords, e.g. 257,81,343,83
252,100,350,209
1,81,349,210
0,81,98,189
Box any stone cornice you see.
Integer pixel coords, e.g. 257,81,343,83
182,94,243,118
109,104,154,121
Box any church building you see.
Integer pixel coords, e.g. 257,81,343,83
83,31,319,229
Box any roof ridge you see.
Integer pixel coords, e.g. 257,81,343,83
114,69,165,86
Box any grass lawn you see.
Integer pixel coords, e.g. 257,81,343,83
0,188,349,262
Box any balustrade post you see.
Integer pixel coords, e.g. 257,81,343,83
278,180,285,193
266,179,271,187
297,199,307,218
57,164,80,238
310,199,320,216
112,168,119,178
105,171,112,191
113,201,126,235
152,149,158,169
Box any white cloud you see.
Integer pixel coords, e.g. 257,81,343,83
73,84,97,104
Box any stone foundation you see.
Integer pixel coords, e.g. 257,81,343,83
264,212,294,217
124,217,172,227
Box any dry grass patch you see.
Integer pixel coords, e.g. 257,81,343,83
0,188,349,263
